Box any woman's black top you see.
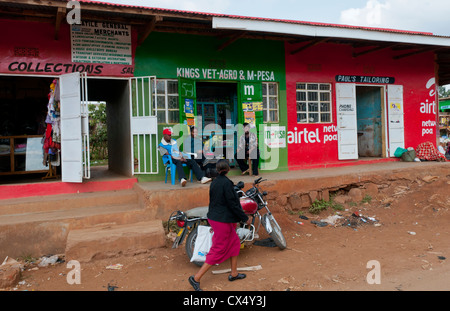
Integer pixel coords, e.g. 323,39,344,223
207,174,249,224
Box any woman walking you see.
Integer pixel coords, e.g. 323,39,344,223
188,160,251,291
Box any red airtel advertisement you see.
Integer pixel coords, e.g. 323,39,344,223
0,19,137,77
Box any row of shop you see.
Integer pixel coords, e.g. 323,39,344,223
0,1,448,184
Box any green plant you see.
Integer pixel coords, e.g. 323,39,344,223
332,203,344,211
361,195,372,204
288,209,304,216
309,199,344,214
309,199,330,215
18,254,37,264
88,103,108,163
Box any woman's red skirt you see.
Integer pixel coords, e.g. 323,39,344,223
205,219,241,266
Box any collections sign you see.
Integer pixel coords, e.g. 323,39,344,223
336,75,395,84
71,21,132,65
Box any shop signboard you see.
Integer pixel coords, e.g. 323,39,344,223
335,75,395,84
264,126,286,148
439,99,450,111
71,22,133,65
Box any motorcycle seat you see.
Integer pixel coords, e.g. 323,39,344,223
185,206,208,218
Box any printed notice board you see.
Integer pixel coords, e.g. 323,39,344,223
71,22,132,65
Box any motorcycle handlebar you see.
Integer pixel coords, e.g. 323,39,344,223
254,177,267,185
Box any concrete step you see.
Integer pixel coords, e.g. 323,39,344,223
0,189,139,216
0,203,143,227
65,221,166,263
0,202,154,260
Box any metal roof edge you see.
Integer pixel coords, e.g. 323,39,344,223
212,17,450,47
76,0,448,38
8,0,448,41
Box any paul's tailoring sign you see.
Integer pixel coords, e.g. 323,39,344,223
336,75,395,84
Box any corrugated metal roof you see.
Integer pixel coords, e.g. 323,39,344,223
77,0,439,37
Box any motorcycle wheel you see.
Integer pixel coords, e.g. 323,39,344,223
263,214,287,250
185,226,205,267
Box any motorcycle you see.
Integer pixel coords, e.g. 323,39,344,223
168,177,287,266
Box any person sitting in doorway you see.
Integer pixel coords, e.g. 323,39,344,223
183,126,204,170
158,128,211,187
235,123,260,176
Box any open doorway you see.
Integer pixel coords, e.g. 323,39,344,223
356,86,385,158
0,76,55,184
196,82,238,159
86,78,132,178
0,76,134,186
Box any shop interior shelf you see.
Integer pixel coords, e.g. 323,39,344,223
0,135,48,175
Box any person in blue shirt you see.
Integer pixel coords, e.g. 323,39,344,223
159,128,211,187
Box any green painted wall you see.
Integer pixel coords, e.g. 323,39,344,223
134,32,287,182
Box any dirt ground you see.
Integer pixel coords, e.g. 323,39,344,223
5,170,450,292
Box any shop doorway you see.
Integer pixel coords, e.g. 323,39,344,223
337,83,391,160
0,75,54,183
356,86,385,158
196,82,238,159
0,75,134,185
86,78,132,178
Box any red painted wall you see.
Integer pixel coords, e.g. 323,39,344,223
285,41,438,169
0,19,137,77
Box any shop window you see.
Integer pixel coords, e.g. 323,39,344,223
155,79,179,124
263,82,279,123
296,83,332,123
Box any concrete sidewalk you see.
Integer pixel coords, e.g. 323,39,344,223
138,160,449,191
136,161,450,220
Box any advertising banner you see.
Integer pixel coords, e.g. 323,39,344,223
264,126,286,148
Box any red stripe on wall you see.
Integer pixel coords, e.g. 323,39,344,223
0,178,138,200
